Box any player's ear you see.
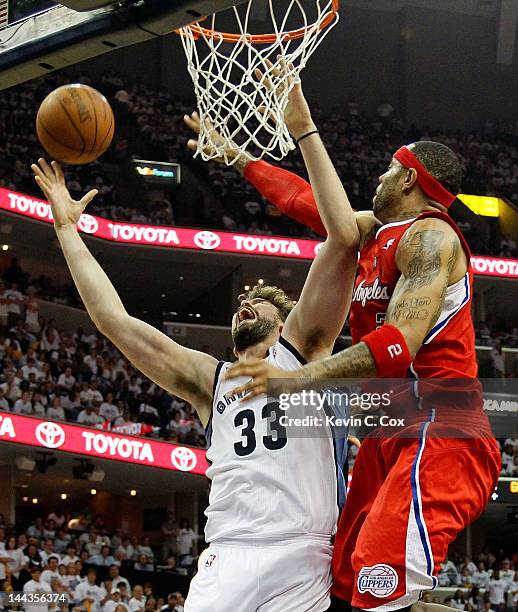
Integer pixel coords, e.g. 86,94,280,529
402,168,418,192
233,347,239,359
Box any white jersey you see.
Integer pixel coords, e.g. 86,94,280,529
204,337,339,544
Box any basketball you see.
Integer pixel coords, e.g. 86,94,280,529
36,84,114,165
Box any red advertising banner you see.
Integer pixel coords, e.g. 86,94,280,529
0,412,208,476
1,188,517,278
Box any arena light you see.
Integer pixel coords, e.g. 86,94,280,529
458,194,500,217
130,489,137,496
60,493,68,500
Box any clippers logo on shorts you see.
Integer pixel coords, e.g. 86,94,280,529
357,564,398,598
352,279,391,307
205,554,216,567
194,230,221,250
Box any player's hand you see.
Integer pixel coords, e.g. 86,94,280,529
31,158,97,230
255,56,315,140
224,358,297,400
184,111,252,170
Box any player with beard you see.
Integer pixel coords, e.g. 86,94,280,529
221,136,501,612
31,75,360,611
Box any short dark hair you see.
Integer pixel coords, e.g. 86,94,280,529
410,141,463,196
238,285,295,322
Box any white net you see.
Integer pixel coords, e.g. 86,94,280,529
178,0,340,165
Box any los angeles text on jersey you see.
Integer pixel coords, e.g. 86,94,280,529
279,414,405,428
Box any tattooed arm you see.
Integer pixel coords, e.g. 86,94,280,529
226,218,467,397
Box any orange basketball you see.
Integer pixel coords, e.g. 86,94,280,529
36,84,114,165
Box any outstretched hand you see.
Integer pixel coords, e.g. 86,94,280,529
224,358,298,400
31,158,97,229
255,56,315,140
183,111,251,168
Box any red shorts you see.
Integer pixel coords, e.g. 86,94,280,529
331,421,501,611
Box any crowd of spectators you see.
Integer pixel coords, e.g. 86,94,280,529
1,258,518,455
0,510,196,611
0,261,208,449
433,553,518,612
1,73,518,258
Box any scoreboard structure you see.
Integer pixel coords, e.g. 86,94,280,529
493,478,518,505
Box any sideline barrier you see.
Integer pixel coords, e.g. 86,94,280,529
0,412,208,475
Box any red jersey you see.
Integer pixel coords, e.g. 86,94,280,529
350,211,476,379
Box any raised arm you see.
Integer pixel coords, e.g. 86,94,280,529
277,70,359,360
31,159,217,426
227,218,466,396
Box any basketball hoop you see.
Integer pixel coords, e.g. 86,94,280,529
177,1,340,165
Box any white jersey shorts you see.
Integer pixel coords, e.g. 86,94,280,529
185,538,333,612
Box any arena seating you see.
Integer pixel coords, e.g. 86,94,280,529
1,74,517,258
0,511,515,610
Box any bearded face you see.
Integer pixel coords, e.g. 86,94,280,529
231,300,281,352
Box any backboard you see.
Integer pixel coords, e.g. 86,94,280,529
0,0,248,90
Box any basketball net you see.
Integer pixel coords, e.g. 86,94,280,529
177,1,340,165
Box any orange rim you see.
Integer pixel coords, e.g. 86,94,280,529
177,0,339,44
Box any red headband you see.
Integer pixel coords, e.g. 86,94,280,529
393,146,457,208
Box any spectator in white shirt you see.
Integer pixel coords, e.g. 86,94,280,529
4,282,23,322
176,519,198,558
4,535,26,588
39,539,59,565
438,556,460,586
13,390,33,414
78,403,104,426
0,282,8,327
104,590,130,612
499,559,515,584
134,553,154,572
46,396,65,420
128,585,146,612
0,388,9,411
75,568,105,612
31,392,45,416
57,367,76,390
488,569,509,609
40,325,61,352
115,537,134,562
461,555,478,575
450,589,466,610
26,517,44,539
23,567,53,612
47,510,66,527
472,562,491,589
62,563,81,592
89,545,118,567
135,536,154,561
109,565,131,593
40,555,61,585
84,350,99,375
100,393,119,422
61,546,79,566
21,357,41,380
84,531,103,558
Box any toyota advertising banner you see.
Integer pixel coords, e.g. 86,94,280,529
0,412,208,476
1,188,517,278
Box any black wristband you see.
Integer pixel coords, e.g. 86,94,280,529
296,130,319,146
